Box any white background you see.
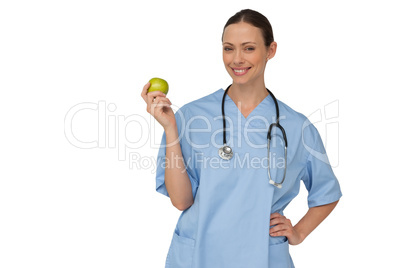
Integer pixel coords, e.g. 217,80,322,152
1,0,401,267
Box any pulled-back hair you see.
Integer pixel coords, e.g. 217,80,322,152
222,9,274,47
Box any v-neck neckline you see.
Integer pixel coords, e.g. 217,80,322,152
220,88,274,121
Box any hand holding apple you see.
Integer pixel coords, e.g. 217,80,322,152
141,78,175,131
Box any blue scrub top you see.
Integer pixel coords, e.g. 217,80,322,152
155,88,342,268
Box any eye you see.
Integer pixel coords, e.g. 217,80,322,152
245,47,255,51
223,47,233,51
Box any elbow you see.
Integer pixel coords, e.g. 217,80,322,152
173,199,194,211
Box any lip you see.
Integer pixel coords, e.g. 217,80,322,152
231,67,251,76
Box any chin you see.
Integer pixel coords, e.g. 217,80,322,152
231,77,251,86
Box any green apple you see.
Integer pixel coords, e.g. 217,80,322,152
148,77,169,95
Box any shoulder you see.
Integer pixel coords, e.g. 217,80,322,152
276,98,321,158
276,99,311,128
278,98,320,135
182,88,223,110
172,88,223,133
175,88,223,119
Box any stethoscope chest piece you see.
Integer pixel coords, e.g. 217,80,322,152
219,145,233,160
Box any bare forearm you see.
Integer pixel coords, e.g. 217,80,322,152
294,200,339,242
164,124,194,210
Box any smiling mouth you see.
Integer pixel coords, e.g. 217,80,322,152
232,67,251,76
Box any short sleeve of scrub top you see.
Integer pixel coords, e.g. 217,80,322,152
301,122,342,208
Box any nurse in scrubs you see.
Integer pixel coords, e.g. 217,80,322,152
141,9,342,268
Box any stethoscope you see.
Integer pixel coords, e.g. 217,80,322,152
218,85,288,189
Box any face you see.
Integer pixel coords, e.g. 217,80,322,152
222,22,276,86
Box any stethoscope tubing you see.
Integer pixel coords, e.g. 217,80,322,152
220,84,288,188
221,85,287,146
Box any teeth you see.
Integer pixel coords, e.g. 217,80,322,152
234,69,247,73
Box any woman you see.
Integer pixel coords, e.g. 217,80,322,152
141,9,342,268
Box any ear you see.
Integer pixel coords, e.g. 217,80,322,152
266,41,278,61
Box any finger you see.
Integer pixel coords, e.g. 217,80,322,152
269,222,288,233
141,82,151,101
147,90,167,98
156,97,172,106
270,230,288,237
149,100,171,115
270,213,284,220
155,100,171,108
147,97,169,114
270,217,287,227
269,224,291,237
147,91,167,104
152,96,171,105
270,223,293,237
272,216,292,227
150,97,171,108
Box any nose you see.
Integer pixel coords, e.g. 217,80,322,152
233,50,244,65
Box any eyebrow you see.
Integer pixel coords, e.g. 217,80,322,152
223,42,257,46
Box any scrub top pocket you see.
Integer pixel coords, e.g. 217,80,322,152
269,239,294,268
166,231,196,268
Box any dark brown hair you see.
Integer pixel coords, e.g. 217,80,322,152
222,9,274,47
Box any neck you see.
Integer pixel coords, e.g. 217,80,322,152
227,80,269,108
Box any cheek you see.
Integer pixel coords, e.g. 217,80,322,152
250,53,266,66
222,53,231,65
